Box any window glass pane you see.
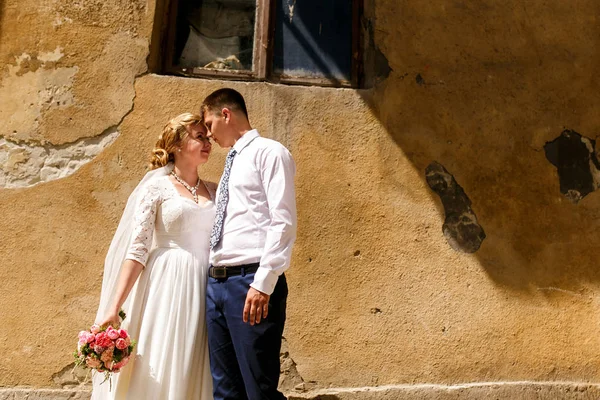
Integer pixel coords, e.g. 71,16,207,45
273,0,353,82
173,0,256,71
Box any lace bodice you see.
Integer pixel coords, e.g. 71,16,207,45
125,176,216,266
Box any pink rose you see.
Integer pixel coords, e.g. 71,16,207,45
115,338,128,350
90,324,100,334
85,332,95,343
85,356,101,369
78,331,94,346
106,326,119,340
125,337,131,347
118,329,128,339
94,332,112,348
93,345,105,354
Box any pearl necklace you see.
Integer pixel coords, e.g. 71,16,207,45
171,171,201,203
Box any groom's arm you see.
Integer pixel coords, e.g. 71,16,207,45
243,144,296,325
252,144,297,295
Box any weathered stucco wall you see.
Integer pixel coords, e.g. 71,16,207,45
3,0,600,398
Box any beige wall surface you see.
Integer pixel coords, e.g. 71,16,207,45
2,0,600,397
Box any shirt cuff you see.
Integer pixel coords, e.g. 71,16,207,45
250,267,280,295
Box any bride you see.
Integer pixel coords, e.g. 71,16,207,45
92,113,215,399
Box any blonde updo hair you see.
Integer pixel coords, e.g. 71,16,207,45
150,112,203,169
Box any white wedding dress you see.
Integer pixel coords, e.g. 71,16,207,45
92,174,215,400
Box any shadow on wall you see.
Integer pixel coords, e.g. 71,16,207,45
287,0,600,291
354,0,600,291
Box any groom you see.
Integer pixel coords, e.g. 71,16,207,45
202,88,297,400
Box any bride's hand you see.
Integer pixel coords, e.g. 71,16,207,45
98,311,121,329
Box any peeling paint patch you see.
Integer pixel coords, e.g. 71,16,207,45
53,14,74,27
51,363,90,388
38,47,65,63
0,53,78,142
0,128,119,188
425,161,486,253
544,129,600,203
280,337,316,394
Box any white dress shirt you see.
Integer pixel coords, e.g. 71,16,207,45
210,129,297,295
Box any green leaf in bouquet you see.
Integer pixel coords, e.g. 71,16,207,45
127,340,137,353
119,309,127,321
113,352,123,363
73,351,85,368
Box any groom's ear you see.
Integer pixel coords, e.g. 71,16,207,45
221,108,231,122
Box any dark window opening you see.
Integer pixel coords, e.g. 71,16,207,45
160,0,362,87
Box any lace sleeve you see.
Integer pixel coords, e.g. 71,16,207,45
125,181,161,267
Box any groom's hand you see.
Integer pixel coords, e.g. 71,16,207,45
243,287,270,325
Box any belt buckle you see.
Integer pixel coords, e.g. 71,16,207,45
211,266,227,279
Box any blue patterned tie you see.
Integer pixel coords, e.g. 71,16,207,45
210,148,237,249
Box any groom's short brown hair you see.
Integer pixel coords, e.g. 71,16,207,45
201,88,249,119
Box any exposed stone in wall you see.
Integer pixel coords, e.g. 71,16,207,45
0,388,90,400
51,363,91,388
0,127,119,188
0,49,77,143
287,381,600,400
280,337,316,394
2,381,600,400
425,161,486,253
544,129,600,204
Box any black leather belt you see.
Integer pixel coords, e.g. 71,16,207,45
209,262,259,279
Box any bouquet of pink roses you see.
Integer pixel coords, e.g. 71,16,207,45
74,311,136,387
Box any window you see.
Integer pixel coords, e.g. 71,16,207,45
161,0,362,87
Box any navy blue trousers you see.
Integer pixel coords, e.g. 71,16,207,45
206,270,287,400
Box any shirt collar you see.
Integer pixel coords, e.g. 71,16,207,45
232,129,260,154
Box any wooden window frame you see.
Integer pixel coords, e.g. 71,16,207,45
162,0,362,88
